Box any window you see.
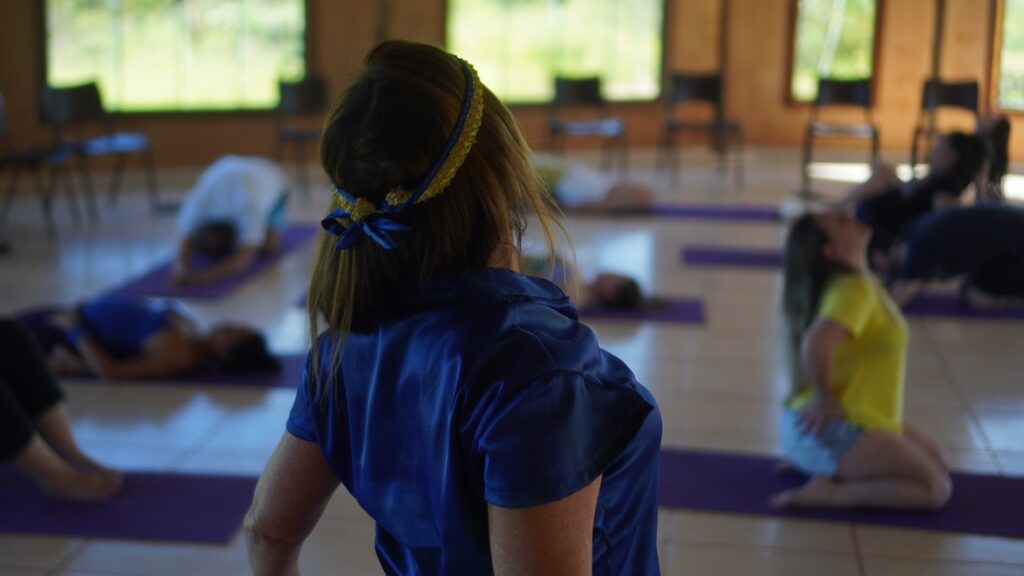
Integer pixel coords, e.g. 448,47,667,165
789,0,878,102
446,0,664,104
45,0,307,112
996,0,1024,110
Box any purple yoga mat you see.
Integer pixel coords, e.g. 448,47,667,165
682,246,783,268
903,293,1024,321
649,203,781,222
659,448,1024,538
0,468,258,543
579,298,706,324
67,353,305,389
107,225,318,300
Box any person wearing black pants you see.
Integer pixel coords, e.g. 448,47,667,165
888,205,1024,308
0,319,121,501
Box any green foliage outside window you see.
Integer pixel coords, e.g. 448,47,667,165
447,0,663,103
46,0,306,112
999,0,1024,110
791,0,877,102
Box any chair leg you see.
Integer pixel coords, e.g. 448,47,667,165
31,167,56,238
910,128,921,175
273,134,285,162
733,127,745,187
142,148,163,213
56,166,83,227
107,152,127,204
666,131,681,187
618,130,628,176
74,155,98,220
657,129,674,181
715,128,728,176
800,127,814,197
1,167,23,228
870,130,880,171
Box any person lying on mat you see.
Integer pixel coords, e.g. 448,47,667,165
533,152,655,212
519,253,643,310
843,132,988,270
773,211,951,510
886,204,1024,309
0,319,122,501
246,42,662,576
174,155,291,287
17,294,279,380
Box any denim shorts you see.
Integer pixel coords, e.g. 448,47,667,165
779,409,865,476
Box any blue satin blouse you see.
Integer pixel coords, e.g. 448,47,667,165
287,268,661,575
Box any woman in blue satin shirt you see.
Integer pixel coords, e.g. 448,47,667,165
245,41,662,576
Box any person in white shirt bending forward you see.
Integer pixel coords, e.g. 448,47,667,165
174,156,291,286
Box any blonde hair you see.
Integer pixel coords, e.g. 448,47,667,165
308,41,568,390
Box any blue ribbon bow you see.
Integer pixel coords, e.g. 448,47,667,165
321,207,411,251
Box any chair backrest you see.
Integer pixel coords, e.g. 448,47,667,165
40,82,107,130
277,75,328,117
551,76,607,108
814,78,873,109
665,73,723,120
920,79,978,114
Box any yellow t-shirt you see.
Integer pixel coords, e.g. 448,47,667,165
789,273,908,432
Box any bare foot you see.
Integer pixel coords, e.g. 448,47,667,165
770,475,835,508
39,468,123,502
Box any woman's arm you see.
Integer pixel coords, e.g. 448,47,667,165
246,432,339,576
488,475,601,576
798,319,851,434
175,245,260,287
838,162,900,207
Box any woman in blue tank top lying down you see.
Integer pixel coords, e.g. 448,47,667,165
16,294,278,380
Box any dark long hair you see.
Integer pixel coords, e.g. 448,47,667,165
308,41,567,389
935,132,988,195
781,214,852,398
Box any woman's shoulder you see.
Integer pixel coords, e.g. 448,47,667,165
826,272,878,296
821,272,883,312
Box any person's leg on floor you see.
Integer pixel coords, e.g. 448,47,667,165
773,431,951,510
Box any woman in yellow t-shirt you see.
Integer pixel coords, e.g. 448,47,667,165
773,212,951,510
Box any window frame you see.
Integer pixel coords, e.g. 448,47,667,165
442,0,669,107
989,0,1024,114
783,0,886,107
35,0,316,117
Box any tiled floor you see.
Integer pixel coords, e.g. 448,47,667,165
1,148,1023,575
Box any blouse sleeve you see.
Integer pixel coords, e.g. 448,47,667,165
819,275,875,337
285,351,320,443
471,369,655,509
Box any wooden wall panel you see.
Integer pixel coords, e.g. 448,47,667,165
0,0,1020,167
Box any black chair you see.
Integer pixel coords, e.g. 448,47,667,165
658,73,743,183
274,76,328,198
546,76,627,173
1,91,80,238
39,82,164,213
800,78,879,195
910,79,979,170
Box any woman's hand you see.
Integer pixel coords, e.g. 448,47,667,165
797,392,845,436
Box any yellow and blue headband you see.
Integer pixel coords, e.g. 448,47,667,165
321,59,485,250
